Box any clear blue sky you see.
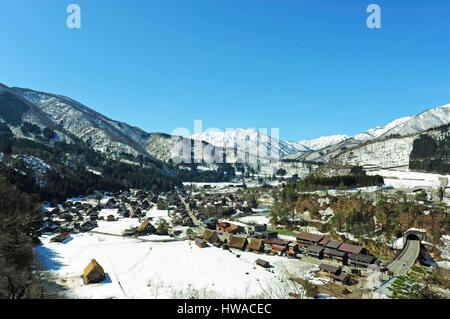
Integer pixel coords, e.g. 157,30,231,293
1,0,450,140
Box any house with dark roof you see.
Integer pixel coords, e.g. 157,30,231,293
137,219,155,235
349,254,376,268
323,248,349,265
325,240,343,250
306,245,324,259
319,263,342,275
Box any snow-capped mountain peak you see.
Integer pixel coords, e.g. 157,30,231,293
379,103,450,138
354,116,413,141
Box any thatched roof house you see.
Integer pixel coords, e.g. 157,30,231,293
228,236,248,250
83,259,105,285
247,238,264,252
137,219,155,235
203,229,222,246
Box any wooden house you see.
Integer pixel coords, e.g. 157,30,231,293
319,263,342,276
82,259,106,285
137,219,155,235
348,254,376,268
203,229,222,247
296,232,324,247
323,248,349,265
247,238,264,253
228,236,248,250
306,245,324,259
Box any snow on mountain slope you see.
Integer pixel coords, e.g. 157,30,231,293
354,116,413,141
294,135,350,151
16,89,147,157
191,128,299,158
191,129,349,159
380,103,450,138
335,135,417,170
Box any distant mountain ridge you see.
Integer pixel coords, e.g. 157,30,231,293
2,82,450,175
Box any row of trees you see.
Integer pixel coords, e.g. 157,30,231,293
0,173,57,299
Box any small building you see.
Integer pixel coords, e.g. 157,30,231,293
306,245,324,259
331,273,357,286
323,248,349,265
255,259,271,269
228,236,248,250
296,232,324,247
82,259,106,285
319,263,342,276
348,254,376,268
195,238,208,248
247,238,264,253
50,232,70,243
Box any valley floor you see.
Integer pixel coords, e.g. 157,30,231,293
35,205,323,299
35,232,320,299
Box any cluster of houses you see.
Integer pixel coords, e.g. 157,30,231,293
195,221,378,285
41,189,193,241
182,190,263,222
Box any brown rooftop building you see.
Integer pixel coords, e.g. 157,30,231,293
228,236,248,250
296,232,324,246
319,263,342,275
338,243,367,255
247,238,264,252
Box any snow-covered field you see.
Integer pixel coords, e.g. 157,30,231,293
238,215,270,225
368,170,450,189
35,233,318,299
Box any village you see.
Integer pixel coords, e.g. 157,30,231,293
36,178,429,299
